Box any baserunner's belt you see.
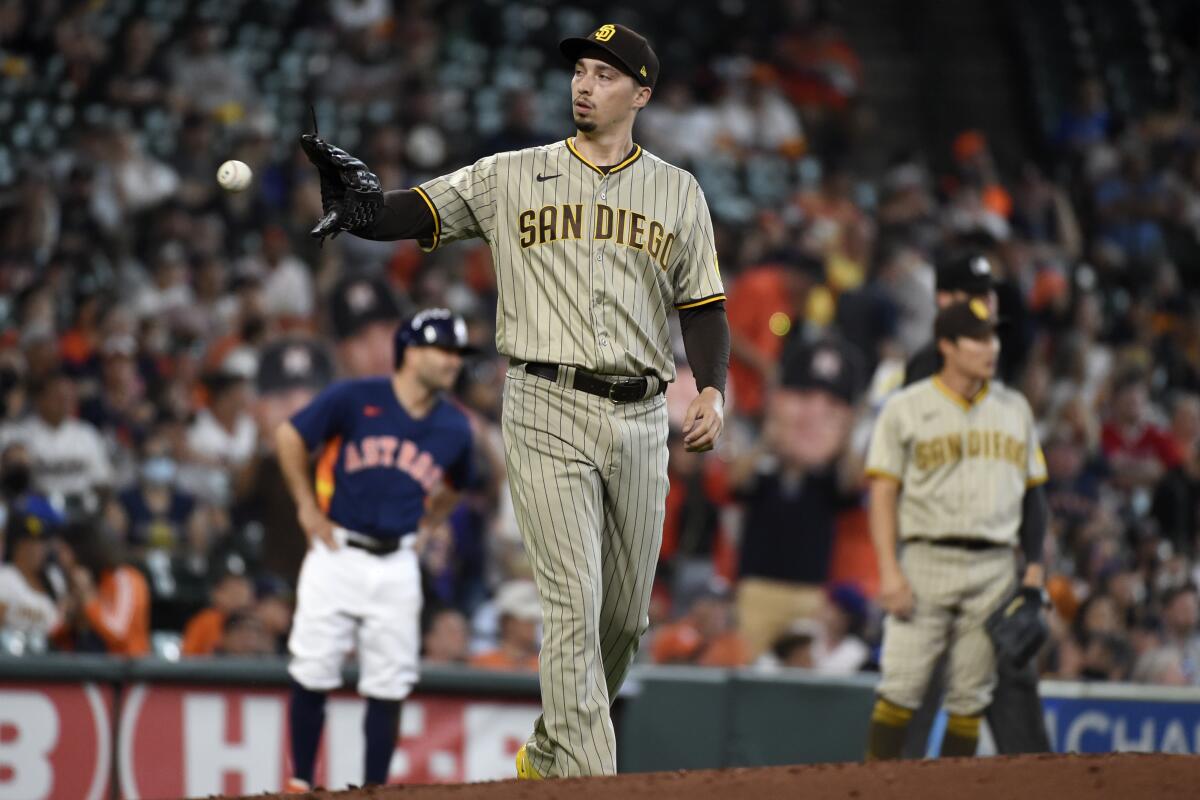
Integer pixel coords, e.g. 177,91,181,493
906,536,1010,552
342,529,407,556
523,361,667,404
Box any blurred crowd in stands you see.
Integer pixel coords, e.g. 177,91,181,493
1,0,1200,692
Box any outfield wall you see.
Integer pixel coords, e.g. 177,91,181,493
1,657,1198,799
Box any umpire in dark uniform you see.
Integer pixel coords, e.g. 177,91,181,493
905,250,1030,387
240,338,336,588
901,250,1050,756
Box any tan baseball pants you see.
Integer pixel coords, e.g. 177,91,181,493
501,363,669,776
877,540,1016,716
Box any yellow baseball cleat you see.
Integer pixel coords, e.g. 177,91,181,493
515,744,543,780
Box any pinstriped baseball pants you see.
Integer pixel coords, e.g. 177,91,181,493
501,363,669,777
877,541,1016,717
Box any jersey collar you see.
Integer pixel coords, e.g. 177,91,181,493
932,375,989,410
566,137,642,176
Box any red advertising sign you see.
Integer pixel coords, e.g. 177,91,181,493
117,685,541,798
0,683,113,800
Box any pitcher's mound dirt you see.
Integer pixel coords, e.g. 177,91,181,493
256,753,1199,800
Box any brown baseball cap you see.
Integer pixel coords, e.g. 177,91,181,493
934,298,999,342
560,23,659,89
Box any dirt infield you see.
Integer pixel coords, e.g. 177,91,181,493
256,753,1199,800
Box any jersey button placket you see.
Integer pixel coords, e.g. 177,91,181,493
595,176,609,349
960,405,973,520
595,245,608,348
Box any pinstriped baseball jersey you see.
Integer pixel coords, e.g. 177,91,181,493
865,376,1047,546
413,138,724,379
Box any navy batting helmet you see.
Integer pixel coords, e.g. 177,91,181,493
393,308,477,369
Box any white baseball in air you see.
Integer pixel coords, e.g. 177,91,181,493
216,159,252,192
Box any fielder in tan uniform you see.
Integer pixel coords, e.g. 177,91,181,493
299,23,730,778
863,299,1048,760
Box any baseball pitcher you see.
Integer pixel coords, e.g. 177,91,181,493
299,24,731,778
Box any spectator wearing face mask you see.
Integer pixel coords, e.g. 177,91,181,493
115,438,200,555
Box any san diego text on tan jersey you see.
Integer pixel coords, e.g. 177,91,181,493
865,376,1048,545
413,138,725,380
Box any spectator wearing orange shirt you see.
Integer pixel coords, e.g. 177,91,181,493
951,130,1012,221
216,609,278,657
62,526,150,657
726,253,823,418
181,570,255,656
58,292,105,374
651,583,750,667
774,16,862,113
470,581,540,672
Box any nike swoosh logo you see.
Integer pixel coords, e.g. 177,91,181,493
536,173,561,182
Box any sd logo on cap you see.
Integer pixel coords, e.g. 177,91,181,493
560,23,660,88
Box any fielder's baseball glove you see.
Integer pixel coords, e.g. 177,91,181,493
985,586,1049,669
299,134,384,242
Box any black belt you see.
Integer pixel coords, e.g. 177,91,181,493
524,362,666,403
343,531,402,556
908,536,1009,552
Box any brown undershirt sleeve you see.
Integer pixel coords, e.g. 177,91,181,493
678,300,729,396
359,189,436,242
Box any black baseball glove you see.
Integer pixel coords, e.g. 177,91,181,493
299,134,384,242
985,586,1049,669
